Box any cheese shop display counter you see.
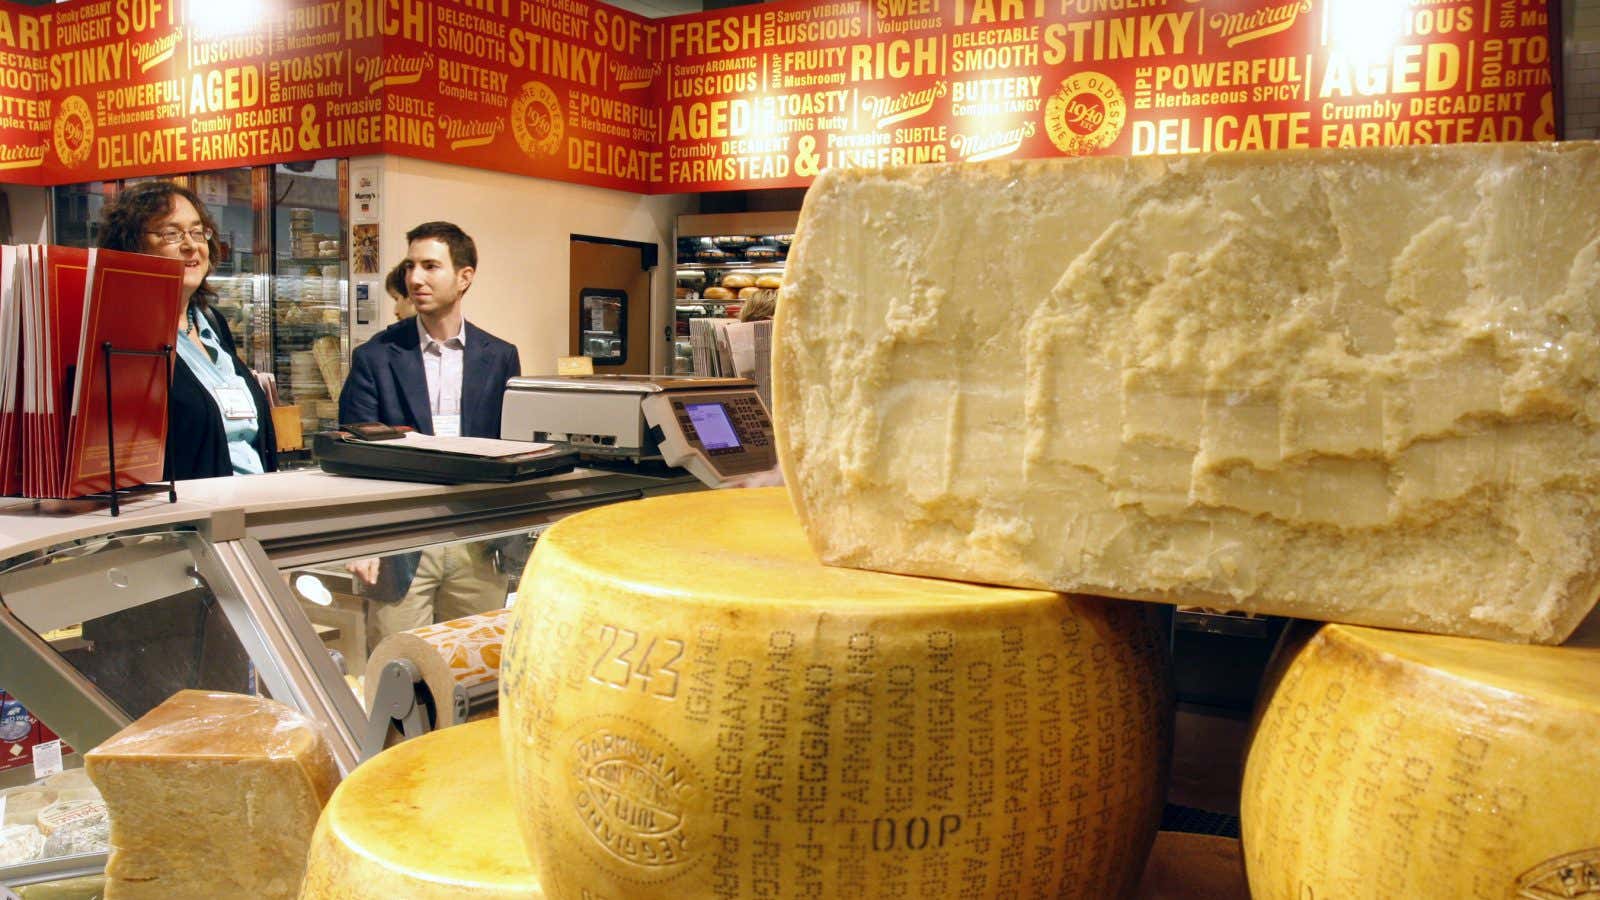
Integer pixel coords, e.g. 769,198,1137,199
0,467,700,890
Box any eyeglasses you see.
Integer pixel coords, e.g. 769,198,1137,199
148,226,214,245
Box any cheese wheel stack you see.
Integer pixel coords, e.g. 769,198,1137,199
1241,620,1600,899
503,487,1174,900
300,719,541,899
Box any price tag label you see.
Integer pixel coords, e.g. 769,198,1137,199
32,739,63,779
557,356,594,376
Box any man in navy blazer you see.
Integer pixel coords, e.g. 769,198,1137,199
339,221,520,643
339,223,519,439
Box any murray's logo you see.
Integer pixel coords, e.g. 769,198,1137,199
1210,1,1313,48
355,53,432,92
951,122,1036,162
862,82,947,130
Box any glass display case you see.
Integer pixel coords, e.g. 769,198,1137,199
196,168,267,374
0,468,701,889
673,211,796,375
50,161,350,464
270,161,349,450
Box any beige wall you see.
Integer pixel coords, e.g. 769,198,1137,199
369,155,694,375
0,184,49,245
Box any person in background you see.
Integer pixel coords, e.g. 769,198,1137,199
340,221,518,438
339,221,521,644
386,259,414,321
98,181,276,480
739,288,776,322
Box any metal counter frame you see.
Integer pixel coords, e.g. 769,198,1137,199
0,467,700,889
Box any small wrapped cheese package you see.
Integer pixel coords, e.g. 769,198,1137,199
85,690,340,900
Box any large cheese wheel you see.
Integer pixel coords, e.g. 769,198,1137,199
774,143,1600,644
503,487,1174,900
300,719,541,899
1241,620,1600,899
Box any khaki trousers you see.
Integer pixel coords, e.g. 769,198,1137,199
366,543,506,648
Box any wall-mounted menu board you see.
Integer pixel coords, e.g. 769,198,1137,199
0,0,1560,193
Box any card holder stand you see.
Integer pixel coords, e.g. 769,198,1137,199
80,341,177,517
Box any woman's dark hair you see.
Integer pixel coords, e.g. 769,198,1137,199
384,259,409,300
98,181,220,306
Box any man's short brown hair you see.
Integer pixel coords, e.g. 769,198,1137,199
405,221,477,271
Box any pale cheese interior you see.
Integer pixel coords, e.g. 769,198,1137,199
775,143,1600,644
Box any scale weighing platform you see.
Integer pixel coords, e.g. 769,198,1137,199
500,375,778,488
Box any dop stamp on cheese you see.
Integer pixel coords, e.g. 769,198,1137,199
502,488,1175,900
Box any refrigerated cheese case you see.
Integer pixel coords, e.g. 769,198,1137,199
0,467,700,891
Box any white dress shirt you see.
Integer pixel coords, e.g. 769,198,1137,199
418,317,465,429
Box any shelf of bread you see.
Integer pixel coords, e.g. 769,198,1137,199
675,261,787,271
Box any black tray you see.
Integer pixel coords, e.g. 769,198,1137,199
313,432,579,484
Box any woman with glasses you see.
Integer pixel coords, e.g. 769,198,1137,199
98,181,277,480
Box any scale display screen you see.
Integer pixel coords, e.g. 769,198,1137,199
685,402,741,450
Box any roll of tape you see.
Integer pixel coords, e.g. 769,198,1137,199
363,607,511,728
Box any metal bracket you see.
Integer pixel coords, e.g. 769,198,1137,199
360,658,434,757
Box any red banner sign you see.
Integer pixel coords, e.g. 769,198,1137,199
0,0,1560,192
657,0,1559,191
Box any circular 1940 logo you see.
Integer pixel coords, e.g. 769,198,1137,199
563,717,699,879
54,95,94,168
511,81,564,158
1044,72,1125,156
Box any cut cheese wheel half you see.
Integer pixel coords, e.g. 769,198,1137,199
1240,618,1600,899
300,719,541,899
773,142,1600,644
502,487,1174,900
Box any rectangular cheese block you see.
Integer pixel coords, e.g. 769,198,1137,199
85,690,340,900
774,142,1600,645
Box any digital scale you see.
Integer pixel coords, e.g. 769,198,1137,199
500,375,779,488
